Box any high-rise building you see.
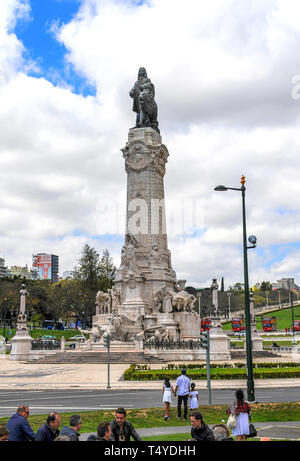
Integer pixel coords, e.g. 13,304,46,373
0,258,10,278
32,253,59,283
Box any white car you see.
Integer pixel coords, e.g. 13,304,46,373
234,331,246,337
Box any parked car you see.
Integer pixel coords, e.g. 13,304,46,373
38,335,56,340
234,331,246,337
69,335,85,341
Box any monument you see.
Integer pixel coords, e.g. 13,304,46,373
10,284,33,361
92,68,200,344
90,68,231,360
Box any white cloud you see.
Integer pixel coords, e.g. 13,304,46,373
1,0,300,289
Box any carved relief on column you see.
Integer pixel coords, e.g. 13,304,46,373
122,141,169,177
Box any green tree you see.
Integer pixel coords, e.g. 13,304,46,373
73,243,101,288
98,249,116,292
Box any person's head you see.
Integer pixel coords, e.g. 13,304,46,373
17,405,30,419
97,422,111,440
260,437,271,441
0,425,9,442
235,389,244,402
69,415,82,432
138,67,147,79
115,408,126,426
190,382,195,391
190,412,203,429
212,424,230,441
54,434,70,441
164,377,171,388
47,412,60,431
181,369,186,375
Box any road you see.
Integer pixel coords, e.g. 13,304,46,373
0,387,299,417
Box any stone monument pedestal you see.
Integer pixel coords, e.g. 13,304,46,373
251,327,263,351
10,335,33,361
156,313,179,340
173,311,201,340
209,317,231,360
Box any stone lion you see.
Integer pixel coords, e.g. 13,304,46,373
139,86,158,129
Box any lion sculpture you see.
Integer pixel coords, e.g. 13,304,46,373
138,84,158,130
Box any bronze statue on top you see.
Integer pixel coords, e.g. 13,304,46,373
130,67,159,133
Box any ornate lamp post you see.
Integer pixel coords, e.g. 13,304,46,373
215,175,257,402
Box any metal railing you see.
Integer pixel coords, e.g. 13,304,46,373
31,340,61,351
143,339,202,350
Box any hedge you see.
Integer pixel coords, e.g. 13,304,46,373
124,364,300,380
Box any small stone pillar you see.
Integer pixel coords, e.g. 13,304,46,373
10,284,33,361
208,316,231,360
60,336,65,351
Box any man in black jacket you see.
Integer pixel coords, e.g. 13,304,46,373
110,408,142,441
190,412,215,441
35,412,60,442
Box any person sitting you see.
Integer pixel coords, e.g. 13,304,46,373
6,405,35,442
60,415,82,441
35,412,60,441
110,407,142,441
212,423,234,441
87,422,112,441
190,411,215,441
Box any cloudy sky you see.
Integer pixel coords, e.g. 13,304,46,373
1,0,300,289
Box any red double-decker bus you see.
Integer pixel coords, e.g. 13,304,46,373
201,318,211,332
293,320,300,331
231,317,245,332
262,316,277,332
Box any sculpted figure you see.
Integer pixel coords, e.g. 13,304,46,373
150,245,161,266
129,67,159,133
110,286,121,313
96,290,111,314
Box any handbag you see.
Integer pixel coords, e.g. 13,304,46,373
227,412,237,429
246,414,257,438
247,423,257,438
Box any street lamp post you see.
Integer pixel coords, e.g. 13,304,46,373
215,175,256,402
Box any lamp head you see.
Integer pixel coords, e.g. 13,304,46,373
214,185,228,191
248,235,257,246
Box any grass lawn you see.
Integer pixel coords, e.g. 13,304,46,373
0,328,83,340
1,403,299,433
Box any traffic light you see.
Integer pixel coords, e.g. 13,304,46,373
200,331,210,350
103,334,111,348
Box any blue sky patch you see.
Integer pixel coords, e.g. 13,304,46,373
15,0,96,96
257,242,300,269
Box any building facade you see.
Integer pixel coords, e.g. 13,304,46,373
32,253,59,283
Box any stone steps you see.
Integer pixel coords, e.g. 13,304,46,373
26,351,168,364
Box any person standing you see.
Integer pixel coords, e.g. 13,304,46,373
162,377,175,421
60,415,82,441
174,369,191,421
6,405,35,441
227,389,251,441
190,411,215,441
110,407,142,441
35,412,60,441
189,383,199,412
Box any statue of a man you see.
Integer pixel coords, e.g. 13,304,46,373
130,67,159,132
130,67,152,127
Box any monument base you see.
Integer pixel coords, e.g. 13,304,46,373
209,318,231,360
173,311,201,340
10,334,33,361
